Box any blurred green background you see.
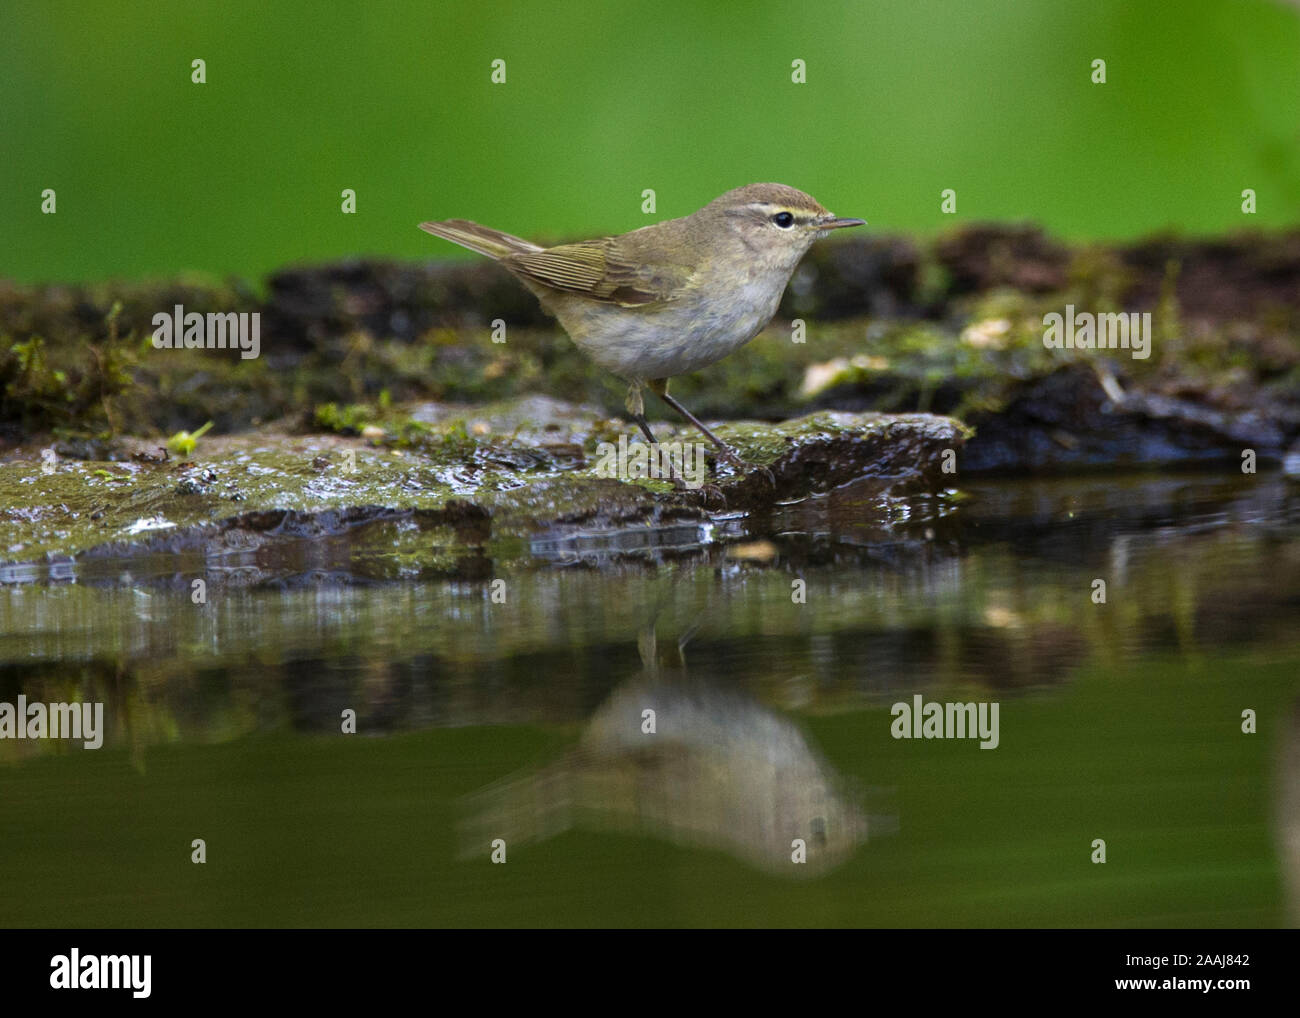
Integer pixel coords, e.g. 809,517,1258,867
2,0,1298,284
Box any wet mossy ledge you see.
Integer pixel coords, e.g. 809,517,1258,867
0,404,968,580
1,223,1297,469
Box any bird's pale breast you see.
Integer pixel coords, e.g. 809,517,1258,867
547,261,793,382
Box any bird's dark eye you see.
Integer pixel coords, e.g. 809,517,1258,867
773,211,795,228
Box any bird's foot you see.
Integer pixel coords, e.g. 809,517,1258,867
671,475,727,509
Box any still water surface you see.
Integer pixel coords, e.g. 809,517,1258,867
1,471,1297,926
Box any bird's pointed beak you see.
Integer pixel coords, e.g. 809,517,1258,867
814,215,867,231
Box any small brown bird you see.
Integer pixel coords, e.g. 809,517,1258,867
419,183,864,478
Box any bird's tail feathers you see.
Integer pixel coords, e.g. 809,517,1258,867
456,757,578,861
418,218,544,260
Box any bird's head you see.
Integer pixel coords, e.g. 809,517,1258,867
702,183,865,261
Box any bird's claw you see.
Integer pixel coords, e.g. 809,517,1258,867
696,483,727,509
670,476,727,508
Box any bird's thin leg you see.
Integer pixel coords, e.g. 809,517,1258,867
625,382,646,420
629,412,661,450
626,382,724,503
649,379,773,486
624,382,687,489
629,411,726,504
648,379,743,466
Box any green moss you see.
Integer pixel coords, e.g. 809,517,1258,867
1,308,137,434
314,401,374,435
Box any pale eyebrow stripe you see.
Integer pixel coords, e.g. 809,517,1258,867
752,204,815,220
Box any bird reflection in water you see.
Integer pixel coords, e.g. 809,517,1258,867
461,623,887,876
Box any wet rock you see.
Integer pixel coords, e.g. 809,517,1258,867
961,363,1298,473
0,409,966,583
176,466,219,495
716,412,967,508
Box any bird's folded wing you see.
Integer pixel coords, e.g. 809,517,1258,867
504,239,694,307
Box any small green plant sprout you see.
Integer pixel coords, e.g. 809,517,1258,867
167,421,214,458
